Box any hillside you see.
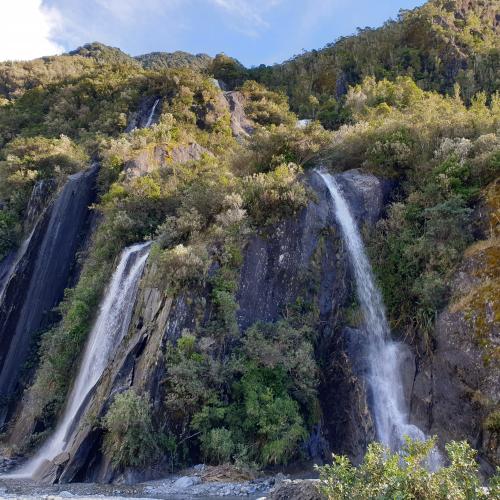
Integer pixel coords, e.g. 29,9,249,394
0,0,498,497
249,0,500,123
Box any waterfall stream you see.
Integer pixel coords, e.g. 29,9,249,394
145,98,160,128
13,242,151,479
317,171,438,457
0,167,98,426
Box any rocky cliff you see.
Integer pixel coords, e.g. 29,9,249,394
26,169,387,484
410,179,500,475
0,166,98,428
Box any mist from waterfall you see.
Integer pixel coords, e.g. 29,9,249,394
13,242,151,479
317,170,439,458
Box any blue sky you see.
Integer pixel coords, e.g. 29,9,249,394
1,0,426,65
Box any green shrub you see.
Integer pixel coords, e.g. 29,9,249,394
0,210,19,260
240,80,296,127
242,163,309,226
102,389,161,468
317,437,499,500
200,428,235,465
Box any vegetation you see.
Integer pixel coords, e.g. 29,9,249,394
317,437,499,499
0,0,498,480
250,0,499,122
0,135,88,259
102,389,161,468
164,316,319,468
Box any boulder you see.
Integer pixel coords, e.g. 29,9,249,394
173,475,202,489
53,451,70,466
268,479,325,500
223,91,254,138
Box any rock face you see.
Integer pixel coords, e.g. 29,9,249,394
0,165,98,427
125,96,162,131
410,236,500,475
124,142,212,178
267,479,324,500
223,91,254,138
36,168,387,484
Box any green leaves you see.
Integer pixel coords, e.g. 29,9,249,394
102,389,161,468
317,437,497,500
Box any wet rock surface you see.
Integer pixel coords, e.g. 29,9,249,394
126,96,162,131
0,165,98,427
410,240,500,475
6,168,389,485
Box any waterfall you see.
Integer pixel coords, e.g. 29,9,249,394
13,242,151,479
0,228,35,302
145,98,160,128
317,171,438,457
0,166,98,426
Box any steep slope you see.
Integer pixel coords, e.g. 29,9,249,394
0,166,98,427
250,0,500,118
22,170,387,484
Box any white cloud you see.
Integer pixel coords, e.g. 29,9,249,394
0,0,65,61
210,0,282,36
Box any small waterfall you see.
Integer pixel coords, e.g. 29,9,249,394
0,167,98,425
317,171,438,456
145,98,160,128
14,242,151,479
0,228,35,302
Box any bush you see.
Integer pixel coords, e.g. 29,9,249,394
242,163,309,226
240,80,296,127
317,437,499,500
102,389,161,468
201,428,235,465
237,121,332,174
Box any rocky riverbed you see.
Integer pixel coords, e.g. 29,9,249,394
0,468,321,500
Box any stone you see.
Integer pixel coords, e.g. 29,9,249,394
268,479,324,500
173,475,201,489
170,142,211,164
33,458,59,484
223,91,254,138
53,451,70,466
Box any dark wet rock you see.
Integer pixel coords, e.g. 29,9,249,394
334,168,387,226
25,169,388,484
24,179,56,230
0,165,98,428
408,231,499,476
126,96,162,131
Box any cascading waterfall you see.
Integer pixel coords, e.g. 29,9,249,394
145,98,160,128
317,170,439,459
0,228,35,302
0,167,98,426
13,241,151,479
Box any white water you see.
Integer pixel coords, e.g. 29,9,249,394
145,99,160,127
317,171,438,456
0,228,35,302
13,242,151,478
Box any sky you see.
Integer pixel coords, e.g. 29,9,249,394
0,0,426,66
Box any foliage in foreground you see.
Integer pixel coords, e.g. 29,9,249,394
317,437,499,500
